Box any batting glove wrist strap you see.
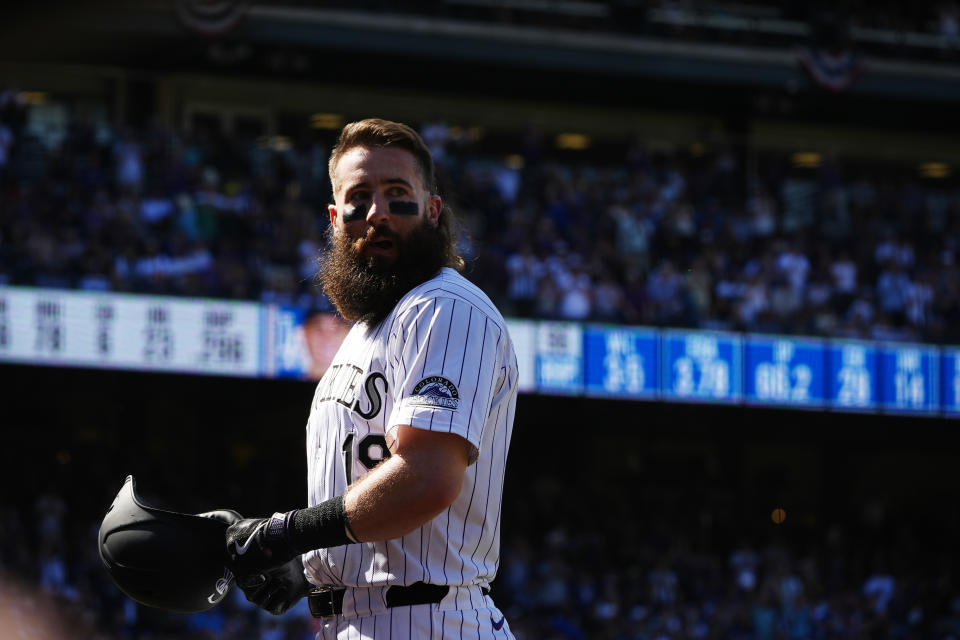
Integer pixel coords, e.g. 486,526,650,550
225,513,298,585
288,495,356,552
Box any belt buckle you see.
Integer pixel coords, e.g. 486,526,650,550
309,585,337,619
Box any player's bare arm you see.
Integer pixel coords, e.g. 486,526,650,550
343,425,470,541
222,427,470,606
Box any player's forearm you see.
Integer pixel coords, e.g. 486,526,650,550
343,448,465,541
268,428,469,553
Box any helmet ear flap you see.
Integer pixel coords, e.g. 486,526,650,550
98,476,237,612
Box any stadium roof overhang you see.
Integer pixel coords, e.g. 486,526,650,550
3,3,960,105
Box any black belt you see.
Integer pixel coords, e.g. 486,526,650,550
308,582,489,618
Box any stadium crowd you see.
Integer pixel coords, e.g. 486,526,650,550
2,471,959,638
2,92,960,345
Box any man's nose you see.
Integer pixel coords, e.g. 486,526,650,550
366,193,390,225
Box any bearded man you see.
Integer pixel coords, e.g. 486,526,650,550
223,118,519,639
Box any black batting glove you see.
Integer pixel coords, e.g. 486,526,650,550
237,557,312,615
225,512,298,588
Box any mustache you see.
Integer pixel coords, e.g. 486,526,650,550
354,226,401,249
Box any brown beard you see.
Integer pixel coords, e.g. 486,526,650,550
318,218,448,327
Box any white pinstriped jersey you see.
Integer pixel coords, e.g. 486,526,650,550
303,268,518,597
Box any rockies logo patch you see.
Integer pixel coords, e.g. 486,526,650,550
408,376,459,410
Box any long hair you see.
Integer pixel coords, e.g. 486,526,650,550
328,118,464,272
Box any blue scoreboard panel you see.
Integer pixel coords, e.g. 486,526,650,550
942,348,960,417
583,326,659,398
877,343,939,415
662,330,742,403
535,321,583,395
825,340,878,412
743,335,826,408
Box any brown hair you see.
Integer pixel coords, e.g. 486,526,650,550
328,118,436,194
328,118,464,272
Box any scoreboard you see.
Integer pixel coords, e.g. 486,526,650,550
877,343,939,415
662,330,741,403
2,285,959,418
744,335,825,408
584,325,658,398
535,321,583,394
826,340,878,411
0,287,261,376
942,348,960,416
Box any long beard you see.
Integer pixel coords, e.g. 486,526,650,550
318,219,448,327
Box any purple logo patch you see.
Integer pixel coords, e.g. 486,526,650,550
408,376,459,410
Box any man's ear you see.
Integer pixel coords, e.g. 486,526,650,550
329,203,338,226
427,195,442,226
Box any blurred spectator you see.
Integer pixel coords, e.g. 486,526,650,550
505,243,544,317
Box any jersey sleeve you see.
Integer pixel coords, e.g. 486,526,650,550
385,296,504,465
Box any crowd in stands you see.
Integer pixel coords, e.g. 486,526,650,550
2,465,959,638
3,93,960,345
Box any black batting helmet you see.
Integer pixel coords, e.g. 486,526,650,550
98,475,240,613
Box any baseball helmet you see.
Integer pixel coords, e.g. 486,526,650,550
98,475,240,612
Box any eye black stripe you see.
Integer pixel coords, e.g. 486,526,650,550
389,201,418,215
342,203,367,222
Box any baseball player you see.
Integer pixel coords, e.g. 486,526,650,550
225,118,518,639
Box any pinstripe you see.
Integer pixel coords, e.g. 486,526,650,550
424,511,434,584
383,532,392,590
457,464,481,608
464,319,488,445
418,303,436,378
473,320,501,436
471,404,502,567
429,300,456,432
413,302,423,351
441,500,453,586
418,518,425,583
481,400,514,568
494,366,507,397
365,558,372,612
352,444,365,583
444,302,468,432
333,415,349,584
422,301,449,429
397,306,414,390
455,306,474,424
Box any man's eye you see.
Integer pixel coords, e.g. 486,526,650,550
387,187,408,198
349,192,371,204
